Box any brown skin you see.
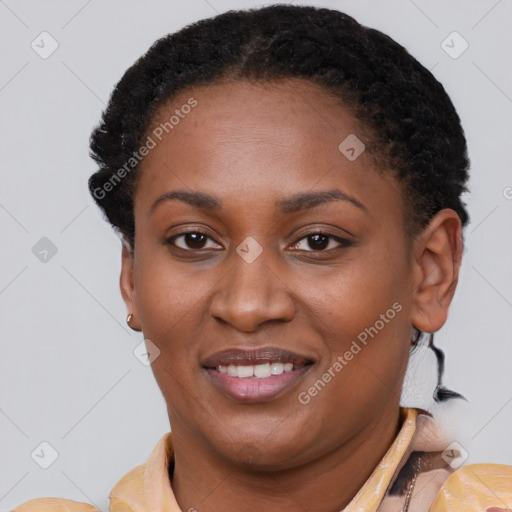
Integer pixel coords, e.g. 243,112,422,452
120,79,462,511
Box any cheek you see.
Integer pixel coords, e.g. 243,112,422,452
305,248,411,398
132,256,215,400
133,244,209,335
133,257,208,406
306,250,407,342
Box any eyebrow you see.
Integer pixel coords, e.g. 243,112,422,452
150,188,368,215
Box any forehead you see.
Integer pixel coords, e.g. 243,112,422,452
135,79,404,224
147,78,364,164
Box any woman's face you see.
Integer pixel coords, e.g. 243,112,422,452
124,79,421,468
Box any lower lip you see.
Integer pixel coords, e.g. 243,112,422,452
205,366,311,403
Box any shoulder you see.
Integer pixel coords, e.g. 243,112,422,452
430,463,512,511
108,462,148,511
11,464,147,512
12,497,99,511
11,434,172,512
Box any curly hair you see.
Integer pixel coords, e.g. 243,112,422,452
89,4,470,250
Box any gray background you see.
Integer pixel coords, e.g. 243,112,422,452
1,0,511,510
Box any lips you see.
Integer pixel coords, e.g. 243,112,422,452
202,347,314,403
202,347,312,367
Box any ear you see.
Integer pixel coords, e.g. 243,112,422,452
410,209,463,333
120,240,142,331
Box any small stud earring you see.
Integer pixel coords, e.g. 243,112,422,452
126,313,133,326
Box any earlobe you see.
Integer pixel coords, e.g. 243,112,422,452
120,240,142,331
410,209,463,334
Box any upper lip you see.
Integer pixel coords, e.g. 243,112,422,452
201,347,314,368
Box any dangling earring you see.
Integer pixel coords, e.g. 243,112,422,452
426,333,466,403
410,327,466,403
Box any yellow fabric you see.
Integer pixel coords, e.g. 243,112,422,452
12,407,512,512
11,497,99,511
430,463,512,511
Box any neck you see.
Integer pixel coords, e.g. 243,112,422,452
170,406,403,512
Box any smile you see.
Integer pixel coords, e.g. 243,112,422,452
217,362,295,378
202,347,314,403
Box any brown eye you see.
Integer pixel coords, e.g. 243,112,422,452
183,233,207,249
293,232,352,252
166,231,220,251
307,233,329,250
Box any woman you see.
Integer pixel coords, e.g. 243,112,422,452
13,4,512,511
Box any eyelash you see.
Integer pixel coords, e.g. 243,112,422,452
165,229,352,253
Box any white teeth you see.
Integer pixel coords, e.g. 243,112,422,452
237,365,254,378
254,363,271,378
271,362,284,375
216,361,296,378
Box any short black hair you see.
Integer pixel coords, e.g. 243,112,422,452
89,3,470,250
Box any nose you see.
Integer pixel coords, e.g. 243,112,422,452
210,250,295,332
